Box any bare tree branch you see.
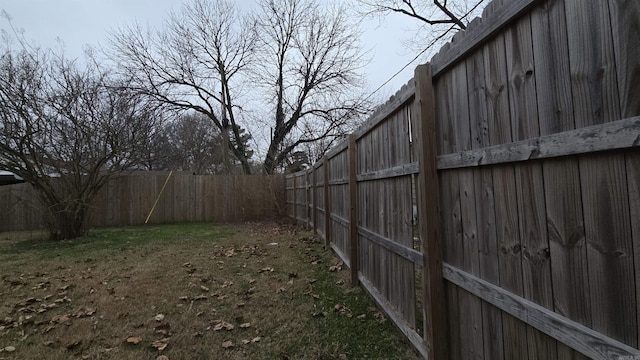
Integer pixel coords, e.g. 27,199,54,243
255,0,369,174
357,0,485,56
109,0,256,174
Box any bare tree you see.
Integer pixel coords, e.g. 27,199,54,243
109,0,256,174
146,112,253,174
255,0,368,174
0,34,161,239
357,0,486,54
110,0,368,175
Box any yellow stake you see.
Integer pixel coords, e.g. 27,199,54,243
145,170,173,224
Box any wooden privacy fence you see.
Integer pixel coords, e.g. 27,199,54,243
286,0,640,358
0,172,285,232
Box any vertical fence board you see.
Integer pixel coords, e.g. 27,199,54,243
348,135,358,285
566,0,637,347
532,1,591,357
466,45,505,360
505,13,558,359
448,56,485,360
434,68,463,360
323,157,330,246
483,30,530,359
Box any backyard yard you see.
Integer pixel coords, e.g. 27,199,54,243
0,222,419,360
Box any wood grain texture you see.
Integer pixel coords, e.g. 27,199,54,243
483,30,529,359
443,263,640,359
353,79,415,140
433,67,463,360
531,1,591,358
579,153,636,346
323,157,330,246
430,0,540,77
506,13,557,359
413,64,448,359
356,163,419,182
348,135,358,286
609,0,640,118
565,0,620,126
466,46,505,360
609,2,640,344
566,0,637,347
436,116,640,169
449,56,484,359
358,274,429,359
625,150,640,348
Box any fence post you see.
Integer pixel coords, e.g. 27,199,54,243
414,63,448,359
323,156,331,247
348,134,359,286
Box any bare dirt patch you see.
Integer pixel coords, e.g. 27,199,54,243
0,222,419,360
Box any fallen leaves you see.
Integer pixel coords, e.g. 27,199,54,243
368,307,387,323
126,336,143,345
212,320,234,331
334,304,352,318
51,314,70,325
0,224,402,359
152,338,170,351
223,336,259,349
329,260,344,272
75,307,96,318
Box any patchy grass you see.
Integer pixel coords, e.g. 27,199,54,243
0,222,420,360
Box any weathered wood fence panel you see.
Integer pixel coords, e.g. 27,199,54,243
286,0,640,358
326,144,351,267
313,161,326,240
0,173,285,232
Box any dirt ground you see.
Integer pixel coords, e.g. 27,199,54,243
0,222,420,360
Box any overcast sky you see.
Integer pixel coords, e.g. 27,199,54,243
0,0,431,101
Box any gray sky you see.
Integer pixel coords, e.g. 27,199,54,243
0,0,425,100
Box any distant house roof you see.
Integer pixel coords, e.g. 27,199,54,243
0,171,25,186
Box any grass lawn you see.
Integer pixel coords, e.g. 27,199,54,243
0,222,420,360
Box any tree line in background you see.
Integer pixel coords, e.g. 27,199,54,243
0,0,482,240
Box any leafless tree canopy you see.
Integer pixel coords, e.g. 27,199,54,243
109,0,256,174
142,112,253,174
110,0,369,174
0,33,161,240
255,0,368,174
357,0,486,55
